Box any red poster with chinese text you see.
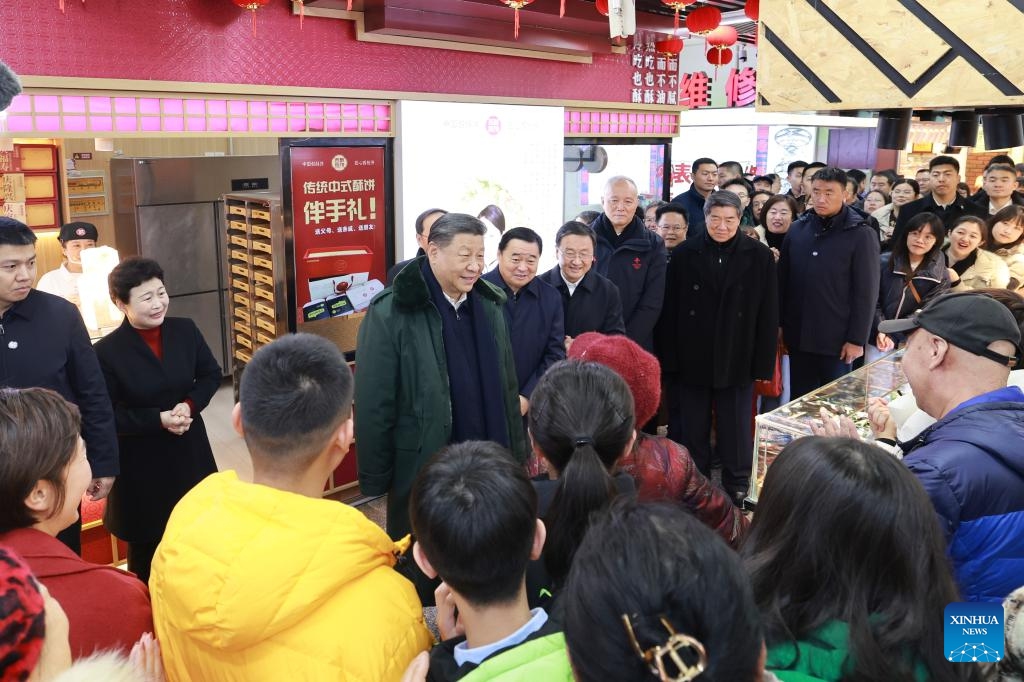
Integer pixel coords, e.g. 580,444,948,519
290,146,387,323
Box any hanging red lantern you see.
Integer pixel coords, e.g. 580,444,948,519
232,0,271,36
706,45,733,79
500,0,535,39
661,0,696,33
707,24,738,48
744,0,759,21
685,5,721,36
595,0,609,16
654,36,684,57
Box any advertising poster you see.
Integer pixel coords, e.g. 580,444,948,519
397,101,564,271
290,146,387,323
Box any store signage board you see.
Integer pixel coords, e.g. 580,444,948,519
289,146,388,322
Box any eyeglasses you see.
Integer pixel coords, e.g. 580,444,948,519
622,614,708,682
558,249,593,262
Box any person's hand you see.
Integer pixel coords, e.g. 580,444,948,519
564,336,574,352
434,582,465,642
160,410,192,436
87,476,115,501
876,333,895,352
129,632,166,682
867,397,897,440
519,395,529,416
400,652,429,682
810,407,862,440
840,343,864,364
770,247,780,262
170,402,191,419
947,268,960,285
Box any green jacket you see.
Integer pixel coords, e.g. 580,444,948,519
461,633,573,682
354,256,528,539
767,621,929,682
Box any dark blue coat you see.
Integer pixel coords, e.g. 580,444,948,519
0,290,118,478
591,214,667,351
670,185,708,241
778,205,880,356
901,388,1024,602
483,269,565,398
539,266,625,340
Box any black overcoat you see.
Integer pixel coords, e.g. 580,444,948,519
95,317,221,542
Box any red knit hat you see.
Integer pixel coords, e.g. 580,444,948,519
568,332,661,426
0,545,46,681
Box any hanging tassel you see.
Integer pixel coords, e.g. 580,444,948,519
560,0,564,17
674,9,679,32
251,9,257,37
514,7,520,38
59,0,65,12
299,0,304,28
347,0,353,9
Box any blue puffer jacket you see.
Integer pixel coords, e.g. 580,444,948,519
901,390,1024,603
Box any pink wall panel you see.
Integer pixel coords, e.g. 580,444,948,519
0,1,634,103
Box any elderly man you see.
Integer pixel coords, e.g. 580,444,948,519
0,218,118,554
590,175,667,350
482,227,565,415
540,221,624,349
655,192,778,504
819,293,1024,603
355,213,527,539
779,167,880,398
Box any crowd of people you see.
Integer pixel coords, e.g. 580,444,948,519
1,150,1024,681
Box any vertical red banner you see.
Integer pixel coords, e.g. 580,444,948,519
290,146,387,323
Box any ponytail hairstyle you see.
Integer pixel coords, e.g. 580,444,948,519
528,360,635,588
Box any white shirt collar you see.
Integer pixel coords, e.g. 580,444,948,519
443,290,467,311
561,271,581,295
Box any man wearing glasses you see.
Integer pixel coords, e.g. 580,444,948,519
540,221,625,353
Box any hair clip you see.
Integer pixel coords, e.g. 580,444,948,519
621,614,708,682
574,435,593,447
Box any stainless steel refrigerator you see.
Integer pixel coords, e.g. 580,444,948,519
111,156,281,374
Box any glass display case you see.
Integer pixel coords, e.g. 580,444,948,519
748,350,909,505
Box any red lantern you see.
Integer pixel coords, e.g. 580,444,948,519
232,0,271,36
707,25,738,48
654,36,684,57
744,0,759,21
595,0,609,16
500,0,535,39
685,5,722,36
661,0,696,33
706,45,733,79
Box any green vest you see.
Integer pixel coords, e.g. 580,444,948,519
461,633,573,682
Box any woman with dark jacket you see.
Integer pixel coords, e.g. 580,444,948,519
95,257,221,582
567,332,748,547
875,212,950,352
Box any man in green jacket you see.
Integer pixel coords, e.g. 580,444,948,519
355,213,528,540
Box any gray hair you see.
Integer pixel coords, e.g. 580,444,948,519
602,176,639,197
427,212,486,248
703,190,743,218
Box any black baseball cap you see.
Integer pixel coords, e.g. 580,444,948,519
58,221,98,243
878,292,1022,368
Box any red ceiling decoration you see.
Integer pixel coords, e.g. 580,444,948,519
685,5,722,36
231,0,272,36
654,36,684,56
500,0,535,39
661,0,697,32
744,0,759,21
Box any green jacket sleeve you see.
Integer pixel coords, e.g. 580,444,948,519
354,302,400,496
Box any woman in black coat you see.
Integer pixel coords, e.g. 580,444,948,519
95,257,220,582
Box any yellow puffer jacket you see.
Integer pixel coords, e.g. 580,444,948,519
150,471,431,682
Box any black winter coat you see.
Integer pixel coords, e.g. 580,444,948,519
539,266,625,339
779,205,881,355
875,250,950,342
95,317,221,542
656,234,778,387
591,214,667,350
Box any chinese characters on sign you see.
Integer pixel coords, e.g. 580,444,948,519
290,146,388,321
679,67,757,109
629,38,679,106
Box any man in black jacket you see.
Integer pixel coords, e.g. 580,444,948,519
894,156,984,239
591,176,667,351
671,157,717,241
779,168,880,399
655,192,778,504
539,221,624,352
0,218,118,554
